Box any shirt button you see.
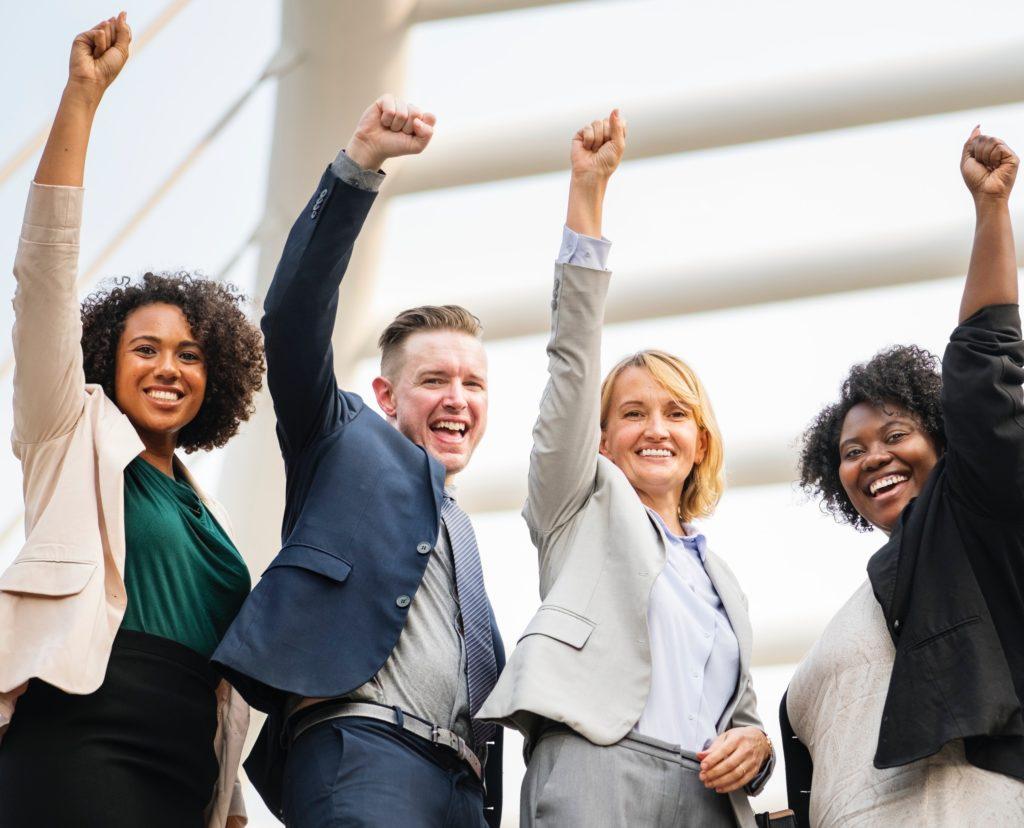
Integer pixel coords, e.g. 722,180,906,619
893,619,901,630
692,671,699,678
396,595,411,608
416,542,431,554
688,714,695,721
703,631,711,639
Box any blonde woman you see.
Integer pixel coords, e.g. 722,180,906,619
479,112,774,827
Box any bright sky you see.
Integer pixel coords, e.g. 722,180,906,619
2,1,1023,824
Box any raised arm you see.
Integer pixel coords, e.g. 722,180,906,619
523,110,626,542
261,95,435,456
943,129,1024,512
12,14,131,446
959,127,1019,322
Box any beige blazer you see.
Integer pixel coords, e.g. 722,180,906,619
0,183,248,827
478,263,772,826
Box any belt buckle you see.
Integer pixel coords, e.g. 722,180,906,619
431,725,458,752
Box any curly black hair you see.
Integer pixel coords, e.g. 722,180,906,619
80,271,264,453
798,345,946,531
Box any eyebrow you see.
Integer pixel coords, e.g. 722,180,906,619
127,335,202,349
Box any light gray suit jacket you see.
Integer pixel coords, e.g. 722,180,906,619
478,262,772,825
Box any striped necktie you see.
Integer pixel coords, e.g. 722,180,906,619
442,495,498,751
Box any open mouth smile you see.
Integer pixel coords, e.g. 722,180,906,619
867,473,909,498
430,419,469,445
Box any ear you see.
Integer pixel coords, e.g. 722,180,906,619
598,429,612,459
694,427,708,465
372,375,397,418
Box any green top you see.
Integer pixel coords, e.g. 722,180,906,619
121,456,251,658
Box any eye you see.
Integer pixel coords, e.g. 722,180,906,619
179,351,202,363
885,431,908,443
424,377,445,386
134,345,156,356
669,409,689,420
624,410,643,419
843,447,864,460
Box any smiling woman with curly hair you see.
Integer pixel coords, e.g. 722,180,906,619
780,129,1024,828
81,271,264,453
0,16,262,828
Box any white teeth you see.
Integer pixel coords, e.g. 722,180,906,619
434,421,466,432
147,390,180,401
639,448,673,457
870,474,908,496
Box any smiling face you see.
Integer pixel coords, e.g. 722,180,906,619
113,302,207,452
599,366,707,506
372,329,488,480
838,401,941,533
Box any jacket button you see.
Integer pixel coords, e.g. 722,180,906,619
893,619,901,630
396,595,411,608
416,542,431,554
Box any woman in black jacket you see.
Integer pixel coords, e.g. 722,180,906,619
782,129,1024,827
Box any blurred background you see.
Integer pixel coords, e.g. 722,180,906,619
2,1,1023,824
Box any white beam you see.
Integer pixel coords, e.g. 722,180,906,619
459,442,797,515
412,0,585,22
361,216,1024,358
389,40,1024,195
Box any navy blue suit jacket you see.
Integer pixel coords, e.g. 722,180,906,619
212,167,504,825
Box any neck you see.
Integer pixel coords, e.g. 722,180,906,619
138,435,177,478
638,489,685,535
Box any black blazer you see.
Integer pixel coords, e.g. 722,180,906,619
783,304,1024,821
212,168,504,824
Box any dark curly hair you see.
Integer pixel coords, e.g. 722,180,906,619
80,272,264,453
798,345,946,531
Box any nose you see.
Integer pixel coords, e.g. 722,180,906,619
442,380,468,411
153,351,181,381
862,445,892,472
644,412,670,439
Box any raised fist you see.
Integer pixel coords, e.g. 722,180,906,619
962,127,1018,201
69,12,131,97
346,94,436,171
571,109,627,180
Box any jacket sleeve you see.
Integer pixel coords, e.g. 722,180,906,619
261,167,378,457
726,672,775,796
941,303,1024,514
522,263,611,561
779,691,812,827
11,183,87,448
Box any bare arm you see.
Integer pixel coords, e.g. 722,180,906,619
36,13,131,186
959,127,1019,323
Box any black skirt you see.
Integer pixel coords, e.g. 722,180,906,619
0,630,220,828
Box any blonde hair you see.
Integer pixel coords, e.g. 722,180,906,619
599,350,725,522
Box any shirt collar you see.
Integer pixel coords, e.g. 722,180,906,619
646,508,708,562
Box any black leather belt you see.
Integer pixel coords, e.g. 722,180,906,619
288,701,484,781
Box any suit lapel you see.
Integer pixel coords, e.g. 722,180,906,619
702,550,752,722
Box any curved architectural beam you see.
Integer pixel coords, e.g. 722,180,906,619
390,41,1024,195
412,0,586,22
360,216,1023,358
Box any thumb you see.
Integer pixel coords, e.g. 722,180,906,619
962,124,981,166
114,11,132,57
610,108,626,148
412,117,434,141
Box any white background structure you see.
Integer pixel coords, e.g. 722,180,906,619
2,1,1024,823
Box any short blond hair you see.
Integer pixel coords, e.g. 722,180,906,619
378,305,482,378
599,350,724,522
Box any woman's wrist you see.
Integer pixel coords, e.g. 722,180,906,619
566,174,607,238
61,79,105,112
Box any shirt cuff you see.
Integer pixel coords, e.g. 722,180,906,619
557,225,611,270
331,149,385,193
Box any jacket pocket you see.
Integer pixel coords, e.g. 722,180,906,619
0,555,96,597
518,605,595,649
265,543,352,582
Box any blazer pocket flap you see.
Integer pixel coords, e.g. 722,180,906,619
0,558,96,597
266,544,352,582
519,605,595,649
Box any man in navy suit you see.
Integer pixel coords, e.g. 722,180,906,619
213,95,504,828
